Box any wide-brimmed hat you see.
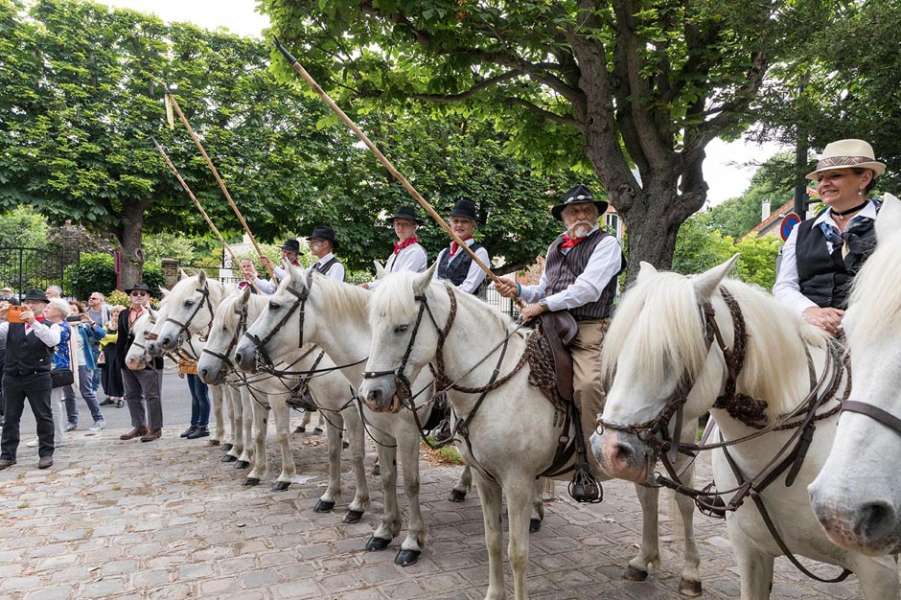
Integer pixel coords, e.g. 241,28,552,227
386,206,422,225
448,199,478,222
23,289,49,303
279,239,301,254
806,139,886,180
551,184,608,221
125,282,151,295
309,226,338,249
1,287,11,293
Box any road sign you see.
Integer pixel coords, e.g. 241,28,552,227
780,212,801,242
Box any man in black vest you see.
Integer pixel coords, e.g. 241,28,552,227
433,199,490,296
0,289,61,470
774,139,884,334
496,184,625,446
307,226,345,281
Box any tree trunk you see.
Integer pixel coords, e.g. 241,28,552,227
117,203,146,291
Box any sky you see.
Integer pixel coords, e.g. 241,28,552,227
101,0,786,206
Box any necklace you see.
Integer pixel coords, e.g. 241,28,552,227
831,200,868,221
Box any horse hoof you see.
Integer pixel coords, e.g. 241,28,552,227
206,439,220,447
371,464,381,477
243,477,260,487
394,549,421,567
294,426,305,433
222,454,237,463
234,460,251,470
623,565,649,582
366,536,391,552
342,441,350,449
343,509,364,524
270,481,291,492
679,579,702,597
314,500,335,513
529,518,542,533
448,489,466,503
221,443,233,452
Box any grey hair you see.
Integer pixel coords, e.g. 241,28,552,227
46,298,71,319
47,285,63,295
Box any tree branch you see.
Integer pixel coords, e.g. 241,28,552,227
409,70,521,102
503,97,579,127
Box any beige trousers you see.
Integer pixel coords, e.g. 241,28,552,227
571,319,610,475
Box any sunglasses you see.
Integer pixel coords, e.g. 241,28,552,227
131,291,147,297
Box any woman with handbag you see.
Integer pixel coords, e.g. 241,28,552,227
62,301,106,432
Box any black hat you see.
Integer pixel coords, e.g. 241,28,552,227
23,289,49,303
448,199,478,222
279,239,301,254
386,206,422,225
309,226,338,249
550,184,608,221
125,282,151,294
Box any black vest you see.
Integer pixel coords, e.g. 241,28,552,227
436,242,485,288
313,257,341,278
795,217,877,309
544,228,626,320
4,322,56,376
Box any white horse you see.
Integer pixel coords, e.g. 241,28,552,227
357,265,703,600
197,287,371,521
810,192,901,555
234,266,474,567
593,257,899,599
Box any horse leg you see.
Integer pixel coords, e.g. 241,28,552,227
505,476,534,600
314,413,345,514
627,483,661,582
673,467,702,596
296,409,312,433
270,395,295,492
530,478,544,533
367,440,401,551
208,384,224,446
223,387,240,459
731,535,774,600
395,429,426,566
474,472,505,600
243,395,269,486
233,390,254,469
449,464,473,503
342,407,370,523
852,554,900,599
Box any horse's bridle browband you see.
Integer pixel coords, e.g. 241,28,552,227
165,282,215,359
841,400,901,437
201,303,249,372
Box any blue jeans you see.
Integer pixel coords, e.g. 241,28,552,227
63,366,104,424
91,345,102,391
187,374,210,428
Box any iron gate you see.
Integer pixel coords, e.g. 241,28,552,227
0,247,80,299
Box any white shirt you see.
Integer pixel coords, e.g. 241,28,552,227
432,239,490,294
0,319,63,347
519,227,623,312
773,201,878,315
307,252,345,282
254,261,302,295
368,243,428,290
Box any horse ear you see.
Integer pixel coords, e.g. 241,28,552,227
197,269,207,285
636,261,658,285
240,284,252,304
286,262,306,290
413,262,438,296
159,286,170,298
373,261,387,280
178,268,188,280
877,193,901,241
692,254,738,301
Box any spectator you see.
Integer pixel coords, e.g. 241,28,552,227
1,287,19,304
177,358,210,439
0,290,61,471
99,306,125,408
62,301,106,432
85,292,111,394
0,299,10,426
45,285,62,299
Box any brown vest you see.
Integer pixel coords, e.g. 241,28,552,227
544,228,625,320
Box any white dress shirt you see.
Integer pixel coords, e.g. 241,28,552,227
519,227,623,312
432,239,490,294
0,319,63,347
368,243,428,290
773,201,878,315
254,260,302,295
307,252,345,282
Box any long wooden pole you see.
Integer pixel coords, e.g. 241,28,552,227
272,38,523,308
163,88,276,282
152,138,261,294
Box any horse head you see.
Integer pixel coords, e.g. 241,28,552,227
198,286,258,385
156,270,220,353
124,307,158,371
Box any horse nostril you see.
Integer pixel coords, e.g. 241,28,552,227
234,352,243,365
614,443,633,464
858,501,897,542
366,390,382,403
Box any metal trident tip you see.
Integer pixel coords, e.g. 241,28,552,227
272,36,298,65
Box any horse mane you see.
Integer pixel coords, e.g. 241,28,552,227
167,274,232,306
847,230,901,346
214,292,268,332
305,273,370,323
603,270,829,419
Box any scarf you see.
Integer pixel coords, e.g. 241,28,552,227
560,234,587,249
393,237,418,255
449,236,473,257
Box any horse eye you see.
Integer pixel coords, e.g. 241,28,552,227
184,300,195,306
269,302,280,310
394,324,409,333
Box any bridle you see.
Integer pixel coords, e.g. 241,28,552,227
201,302,248,374
841,400,901,437
164,282,215,359
242,271,312,370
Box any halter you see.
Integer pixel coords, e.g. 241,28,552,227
164,282,215,359
242,272,312,370
201,302,249,373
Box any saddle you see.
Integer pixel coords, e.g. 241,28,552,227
529,311,577,404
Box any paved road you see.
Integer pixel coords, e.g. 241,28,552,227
0,387,881,600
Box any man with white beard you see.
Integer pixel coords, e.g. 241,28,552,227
496,184,625,449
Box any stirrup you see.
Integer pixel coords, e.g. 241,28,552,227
286,389,318,413
696,482,727,518
568,463,603,504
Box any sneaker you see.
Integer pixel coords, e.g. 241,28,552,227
89,420,106,432
25,438,39,448
38,456,53,469
64,423,77,432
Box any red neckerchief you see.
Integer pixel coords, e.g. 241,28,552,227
25,314,45,332
290,259,300,266
449,236,473,257
393,237,418,255
560,234,587,249
129,305,143,325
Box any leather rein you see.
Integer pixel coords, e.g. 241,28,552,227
164,282,215,360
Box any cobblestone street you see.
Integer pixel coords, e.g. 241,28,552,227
0,416,876,600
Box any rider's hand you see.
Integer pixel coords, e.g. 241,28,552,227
802,306,844,335
495,277,519,299
259,256,274,270
520,303,547,320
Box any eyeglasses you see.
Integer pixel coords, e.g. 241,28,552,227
131,291,147,297
89,296,101,300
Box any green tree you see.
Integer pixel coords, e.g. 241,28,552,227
262,0,836,279
735,233,781,291
0,206,50,248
